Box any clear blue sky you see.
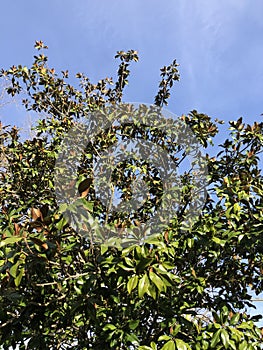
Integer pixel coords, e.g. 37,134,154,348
0,0,263,323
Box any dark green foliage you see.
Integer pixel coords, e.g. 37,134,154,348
0,42,262,349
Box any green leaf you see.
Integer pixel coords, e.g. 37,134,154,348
228,339,236,350
127,275,138,294
220,329,229,348
138,273,150,298
83,200,94,211
55,216,68,230
230,313,240,325
136,258,154,272
128,319,139,330
238,340,248,350
175,338,190,350
101,244,108,255
233,202,240,213
149,270,165,292
0,236,23,248
150,342,157,350
212,236,226,246
158,335,171,341
15,267,24,287
146,281,157,300
103,324,116,331
161,340,175,350
211,329,221,348
10,261,19,278
118,263,135,272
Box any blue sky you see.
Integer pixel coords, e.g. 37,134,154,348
1,0,263,126
1,0,263,323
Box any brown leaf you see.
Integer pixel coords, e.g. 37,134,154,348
29,221,43,232
42,243,48,250
30,237,48,250
31,237,45,246
247,151,254,158
31,208,42,221
164,231,169,243
78,178,92,198
14,223,20,235
40,204,49,219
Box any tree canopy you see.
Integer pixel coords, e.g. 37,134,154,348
0,41,263,349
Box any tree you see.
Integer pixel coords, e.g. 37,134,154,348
0,41,262,349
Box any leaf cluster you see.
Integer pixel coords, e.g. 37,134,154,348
0,42,262,349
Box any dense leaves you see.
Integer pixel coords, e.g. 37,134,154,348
0,42,262,349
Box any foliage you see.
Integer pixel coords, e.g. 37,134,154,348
0,41,263,349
